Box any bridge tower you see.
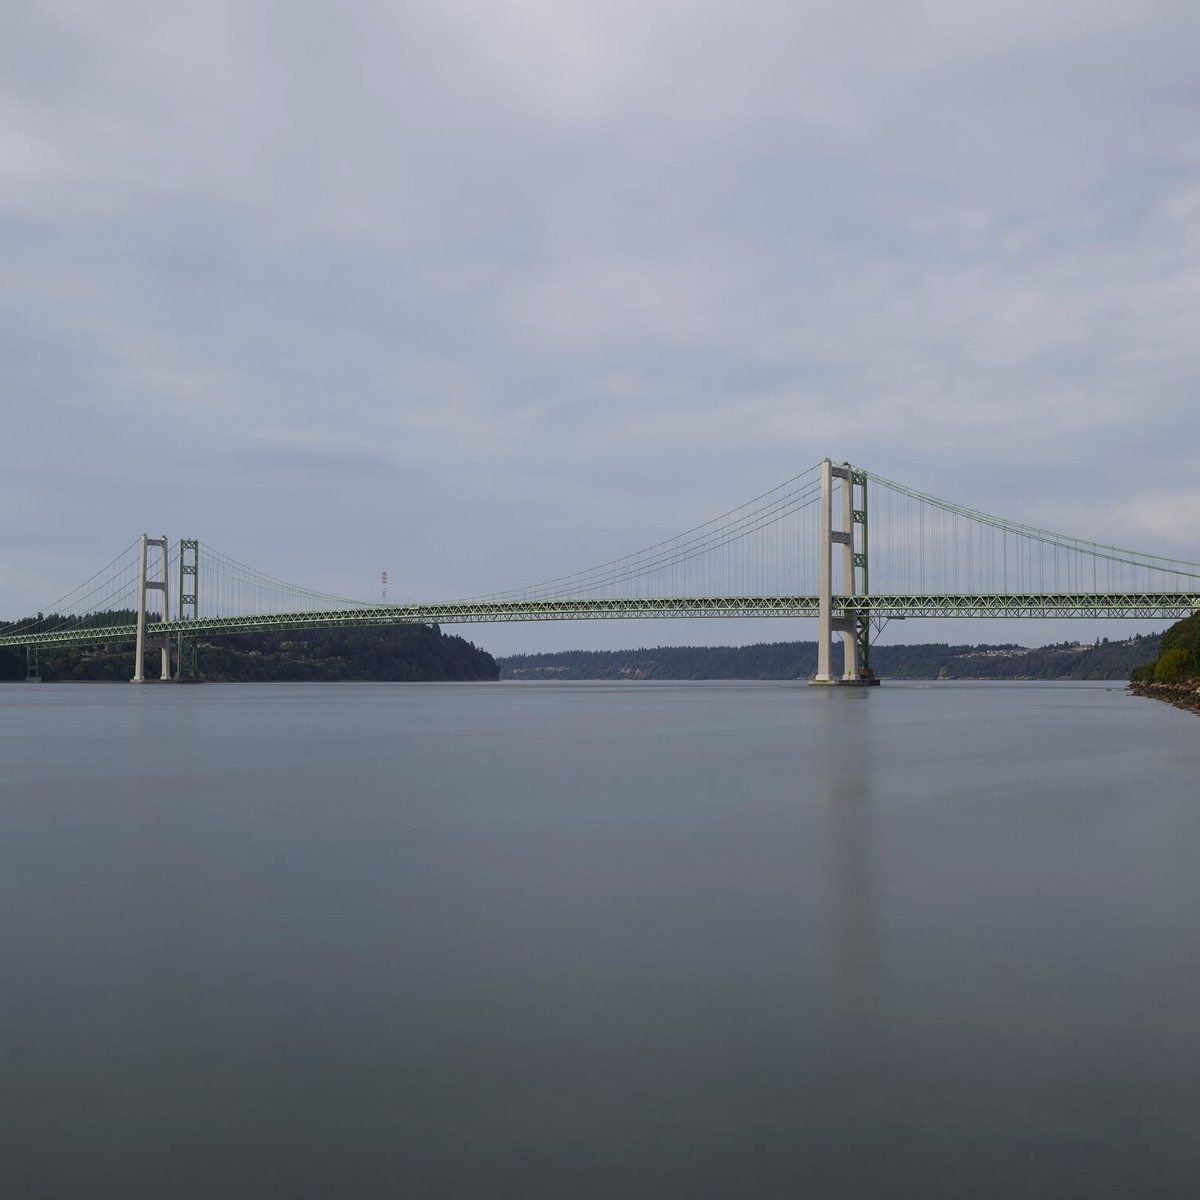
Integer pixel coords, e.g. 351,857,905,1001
131,534,172,683
811,460,878,686
175,539,199,681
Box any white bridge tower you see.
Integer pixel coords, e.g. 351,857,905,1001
811,460,878,686
131,534,171,683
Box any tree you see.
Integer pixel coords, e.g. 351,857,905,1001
1154,647,1191,684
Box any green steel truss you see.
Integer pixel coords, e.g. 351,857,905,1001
3,592,1197,650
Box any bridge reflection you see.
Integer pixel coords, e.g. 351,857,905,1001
814,689,884,1044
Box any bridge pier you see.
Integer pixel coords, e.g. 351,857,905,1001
811,460,879,687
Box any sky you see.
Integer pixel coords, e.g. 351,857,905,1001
3,0,1199,656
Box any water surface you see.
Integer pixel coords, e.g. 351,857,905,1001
3,681,1198,1197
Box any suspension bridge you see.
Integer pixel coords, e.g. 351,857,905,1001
2,460,1197,685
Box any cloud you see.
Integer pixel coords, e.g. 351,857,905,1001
2,1,1199,652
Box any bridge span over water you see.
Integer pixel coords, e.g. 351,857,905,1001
3,460,1197,686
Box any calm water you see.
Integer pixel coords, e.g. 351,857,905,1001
3,680,1199,1198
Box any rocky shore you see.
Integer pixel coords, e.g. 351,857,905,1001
1129,680,1200,716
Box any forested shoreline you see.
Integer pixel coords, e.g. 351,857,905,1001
1129,611,1200,714
501,635,1162,682
4,616,1180,687
0,618,498,682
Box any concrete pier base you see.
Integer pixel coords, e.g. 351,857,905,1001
809,674,881,687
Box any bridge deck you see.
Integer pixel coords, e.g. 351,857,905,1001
2,593,1197,649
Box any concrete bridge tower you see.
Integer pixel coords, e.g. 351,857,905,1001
130,534,171,683
811,460,878,686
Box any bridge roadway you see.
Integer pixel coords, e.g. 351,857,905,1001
3,592,1197,650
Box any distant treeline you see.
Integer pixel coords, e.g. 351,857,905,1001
500,635,1162,682
0,614,498,682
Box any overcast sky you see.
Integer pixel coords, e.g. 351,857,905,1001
3,1,1198,654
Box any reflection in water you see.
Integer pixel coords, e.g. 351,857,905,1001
8,681,1200,1198
813,690,882,1043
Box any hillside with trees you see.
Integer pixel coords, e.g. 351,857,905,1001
1130,611,1200,683
1129,612,1200,714
0,614,498,682
501,635,1162,682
